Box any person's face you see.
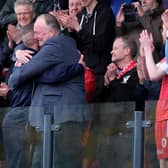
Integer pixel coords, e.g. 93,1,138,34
140,0,157,11
15,4,34,27
34,18,51,46
69,0,83,16
111,38,128,63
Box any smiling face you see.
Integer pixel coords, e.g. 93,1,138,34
111,38,129,63
34,17,50,46
15,4,35,27
34,15,59,46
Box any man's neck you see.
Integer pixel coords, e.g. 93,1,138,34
86,0,98,14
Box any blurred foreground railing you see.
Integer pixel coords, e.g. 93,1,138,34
0,101,159,168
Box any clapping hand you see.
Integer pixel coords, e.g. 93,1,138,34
139,30,154,54
104,62,117,87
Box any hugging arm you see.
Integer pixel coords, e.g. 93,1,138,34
8,43,63,88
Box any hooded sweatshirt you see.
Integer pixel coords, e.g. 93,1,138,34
76,1,115,75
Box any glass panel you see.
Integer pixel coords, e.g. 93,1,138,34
92,102,135,168
52,102,135,168
0,102,137,168
0,106,43,168
144,100,159,168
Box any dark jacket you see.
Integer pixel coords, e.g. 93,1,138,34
8,46,36,108
76,1,115,75
0,36,12,68
106,67,138,102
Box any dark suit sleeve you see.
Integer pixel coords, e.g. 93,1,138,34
8,43,63,88
36,63,84,84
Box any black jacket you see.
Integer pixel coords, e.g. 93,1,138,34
106,67,138,102
76,1,115,75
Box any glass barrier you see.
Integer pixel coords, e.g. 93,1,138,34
0,101,160,168
144,101,159,168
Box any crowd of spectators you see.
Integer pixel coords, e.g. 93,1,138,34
0,0,168,168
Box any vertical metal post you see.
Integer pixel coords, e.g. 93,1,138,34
43,114,52,168
133,111,143,168
126,111,151,168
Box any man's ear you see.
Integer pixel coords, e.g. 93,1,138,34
125,47,131,55
48,28,58,36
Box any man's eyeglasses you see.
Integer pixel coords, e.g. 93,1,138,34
16,11,32,16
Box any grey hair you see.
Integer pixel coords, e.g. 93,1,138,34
14,0,34,13
116,36,137,58
37,14,61,32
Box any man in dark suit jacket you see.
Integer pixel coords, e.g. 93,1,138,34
8,14,90,167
